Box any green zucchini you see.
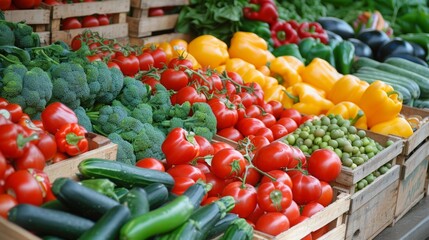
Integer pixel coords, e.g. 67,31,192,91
78,158,174,189
114,187,129,202
78,205,131,240
182,181,211,209
220,218,254,240
120,195,195,240
206,213,240,240
143,183,169,210
413,98,429,109
41,200,70,212
375,63,429,97
385,57,429,79
52,178,120,220
8,204,94,240
160,196,236,240
352,57,380,72
121,187,150,218
356,66,421,99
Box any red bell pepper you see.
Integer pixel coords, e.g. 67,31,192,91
270,21,299,47
14,144,46,171
0,124,39,159
41,102,78,135
297,22,329,44
55,123,89,156
161,127,200,165
243,0,279,25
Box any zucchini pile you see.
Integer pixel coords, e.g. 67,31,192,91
8,158,252,240
352,57,429,107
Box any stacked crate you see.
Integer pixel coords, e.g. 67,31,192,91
42,0,129,45
392,106,429,224
127,0,190,45
4,9,51,45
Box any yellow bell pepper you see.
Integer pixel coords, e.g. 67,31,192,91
187,35,229,68
300,58,343,93
327,75,369,105
269,56,304,88
359,80,403,128
326,101,368,129
215,64,226,74
157,42,174,63
257,65,271,76
228,32,270,68
173,48,201,69
284,82,334,115
225,58,266,89
263,76,286,103
170,38,188,51
370,116,413,138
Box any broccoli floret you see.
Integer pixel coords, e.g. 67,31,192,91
0,23,15,46
132,123,166,160
49,62,90,110
96,67,124,105
73,106,93,132
13,23,39,48
0,65,53,117
118,77,151,109
108,133,136,165
117,117,146,142
131,103,153,124
92,105,128,136
168,101,191,119
149,83,172,123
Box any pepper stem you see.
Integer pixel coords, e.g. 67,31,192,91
284,90,300,104
66,132,85,146
17,133,39,149
350,110,364,126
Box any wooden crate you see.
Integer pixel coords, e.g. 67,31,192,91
127,0,188,38
4,9,51,45
339,165,401,240
333,131,403,192
0,217,40,240
129,32,191,46
44,133,118,181
42,0,130,44
399,105,429,155
253,192,351,240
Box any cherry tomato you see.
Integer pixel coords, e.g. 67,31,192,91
282,200,300,227
256,212,290,236
4,170,44,205
136,158,165,172
222,181,257,218
0,194,17,219
307,149,342,182
137,52,155,71
290,172,322,205
62,17,82,30
269,124,289,140
236,117,266,137
318,181,333,207
280,108,302,125
277,117,298,133
257,181,293,212
168,57,193,71
227,71,244,85
217,127,243,142
211,149,246,179
114,54,140,77
160,69,189,91
260,170,293,189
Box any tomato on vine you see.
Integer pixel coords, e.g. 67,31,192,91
222,181,257,218
257,181,293,212
256,212,290,236
211,149,246,179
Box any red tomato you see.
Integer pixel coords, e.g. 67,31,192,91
260,170,293,189
302,202,324,217
277,117,298,133
216,127,243,142
243,166,262,186
86,54,102,62
282,200,300,227
174,86,206,105
137,53,155,71
238,92,255,108
114,54,140,77
300,115,316,125
211,149,246,179
222,181,257,218
280,108,302,125
318,181,333,207
269,124,289,140
307,149,342,182
4,170,44,205
236,117,266,137
35,133,57,161
191,70,222,93
0,152,6,180
107,61,120,69
256,113,276,128
148,7,165,17
170,176,194,195
252,141,293,172
268,100,284,119
97,14,110,25
227,71,244,85
62,17,82,30
168,57,193,70
254,127,274,142
160,69,189,91
261,102,273,115
194,161,210,174
208,98,238,130
246,204,265,225
0,194,17,219
144,47,167,69
194,135,214,157
51,151,68,164
290,172,322,205
2,103,23,123
295,216,313,240
249,135,270,152
256,212,290,236
0,0,11,10
245,105,262,118
81,15,100,27
257,181,293,212
205,172,228,197
211,141,234,154
136,158,165,172
167,165,206,195
13,0,40,9
286,146,307,169
3,164,14,181
201,196,219,206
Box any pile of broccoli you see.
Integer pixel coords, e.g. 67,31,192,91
0,20,40,49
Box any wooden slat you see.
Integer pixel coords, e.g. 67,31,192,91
318,224,347,240
51,23,128,44
49,0,130,19
400,105,429,155
0,218,41,240
4,9,50,24
131,0,189,9
400,141,429,178
127,15,179,37
36,32,51,46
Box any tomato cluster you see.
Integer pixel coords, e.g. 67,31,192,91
0,99,90,218
1,0,41,10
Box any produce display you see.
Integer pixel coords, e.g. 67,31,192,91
1,0,429,239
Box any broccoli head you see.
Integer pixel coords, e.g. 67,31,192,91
108,133,136,165
49,62,90,110
148,83,172,123
168,101,191,120
131,103,153,124
118,77,151,110
0,23,15,46
117,116,146,142
73,106,93,132
96,67,124,105
0,65,53,117
132,123,166,160
13,23,40,48
92,104,129,136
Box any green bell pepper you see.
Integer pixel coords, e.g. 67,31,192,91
334,41,355,74
272,44,304,62
239,19,274,51
299,38,335,66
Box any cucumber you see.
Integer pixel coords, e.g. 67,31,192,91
206,213,239,240
121,187,150,218
413,98,429,109
352,57,380,72
353,73,413,105
220,218,253,240
356,66,421,99
41,200,70,212
78,158,174,189
143,183,169,210
8,204,94,240
52,178,120,220
375,62,429,97
78,205,131,240
182,181,211,209
114,187,129,202
385,57,429,79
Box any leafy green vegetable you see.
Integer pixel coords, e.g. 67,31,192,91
277,0,328,22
